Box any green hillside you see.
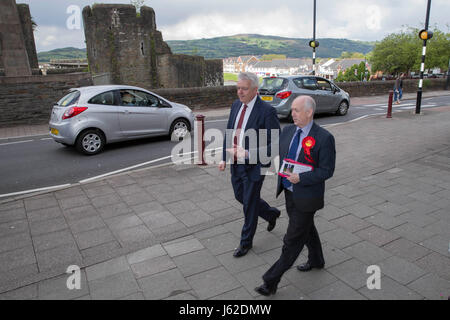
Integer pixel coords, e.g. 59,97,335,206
37,35,374,62
37,47,87,63
166,34,374,59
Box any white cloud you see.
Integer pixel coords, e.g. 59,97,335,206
34,25,85,52
160,3,391,41
26,0,450,52
160,7,309,40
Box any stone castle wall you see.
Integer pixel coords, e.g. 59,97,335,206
337,78,447,97
0,78,446,126
16,4,40,74
0,73,93,126
0,0,32,76
0,1,39,77
82,4,223,89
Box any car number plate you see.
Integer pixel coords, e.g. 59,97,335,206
50,128,59,135
261,96,273,102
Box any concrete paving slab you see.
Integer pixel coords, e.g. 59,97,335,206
173,249,221,277
130,255,176,279
308,280,367,300
89,270,140,300
138,268,191,300
377,256,427,285
407,273,450,300
358,276,423,300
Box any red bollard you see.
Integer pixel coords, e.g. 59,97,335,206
196,115,207,165
387,90,393,118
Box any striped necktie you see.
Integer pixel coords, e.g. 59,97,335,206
233,104,248,162
282,128,302,189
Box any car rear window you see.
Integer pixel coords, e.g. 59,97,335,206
57,90,80,107
89,91,116,105
259,78,288,94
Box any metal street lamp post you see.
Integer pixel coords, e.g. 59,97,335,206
415,0,432,115
312,0,317,75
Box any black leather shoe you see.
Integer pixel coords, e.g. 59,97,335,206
297,262,324,272
233,245,252,258
267,208,281,232
254,283,277,296
267,220,276,232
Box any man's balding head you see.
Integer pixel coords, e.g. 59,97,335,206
291,96,315,128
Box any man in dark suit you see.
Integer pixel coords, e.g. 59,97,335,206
218,72,281,258
255,95,336,295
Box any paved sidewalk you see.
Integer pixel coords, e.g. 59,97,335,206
0,103,449,299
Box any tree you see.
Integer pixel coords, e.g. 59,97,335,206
369,26,450,75
335,62,370,82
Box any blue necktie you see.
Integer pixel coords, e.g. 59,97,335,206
282,128,302,189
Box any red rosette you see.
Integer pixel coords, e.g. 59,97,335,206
302,136,316,163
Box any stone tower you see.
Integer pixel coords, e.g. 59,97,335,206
83,4,223,89
0,0,39,77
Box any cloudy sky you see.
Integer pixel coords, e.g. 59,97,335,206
16,0,450,52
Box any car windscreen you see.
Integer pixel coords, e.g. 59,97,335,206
57,90,80,107
259,78,288,95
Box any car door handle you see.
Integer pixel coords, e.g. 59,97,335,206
123,110,129,114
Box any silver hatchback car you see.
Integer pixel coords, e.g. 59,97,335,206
49,85,195,155
258,75,350,120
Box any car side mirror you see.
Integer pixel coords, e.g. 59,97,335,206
159,99,171,108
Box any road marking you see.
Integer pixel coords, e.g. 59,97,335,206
205,119,228,123
0,134,50,141
0,140,33,146
80,147,225,183
40,138,53,141
323,114,383,128
79,156,173,183
0,184,72,199
362,103,386,107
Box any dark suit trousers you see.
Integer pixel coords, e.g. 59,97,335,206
262,190,324,287
231,164,275,247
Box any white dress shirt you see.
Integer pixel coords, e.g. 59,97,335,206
233,94,257,147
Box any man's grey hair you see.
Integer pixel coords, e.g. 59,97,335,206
294,95,316,114
238,72,259,89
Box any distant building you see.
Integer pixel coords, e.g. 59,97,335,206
223,55,260,73
247,58,312,76
318,58,371,79
49,59,88,69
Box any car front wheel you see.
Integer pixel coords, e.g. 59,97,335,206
169,118,190,141
336,101,349,116
76,129,105,155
